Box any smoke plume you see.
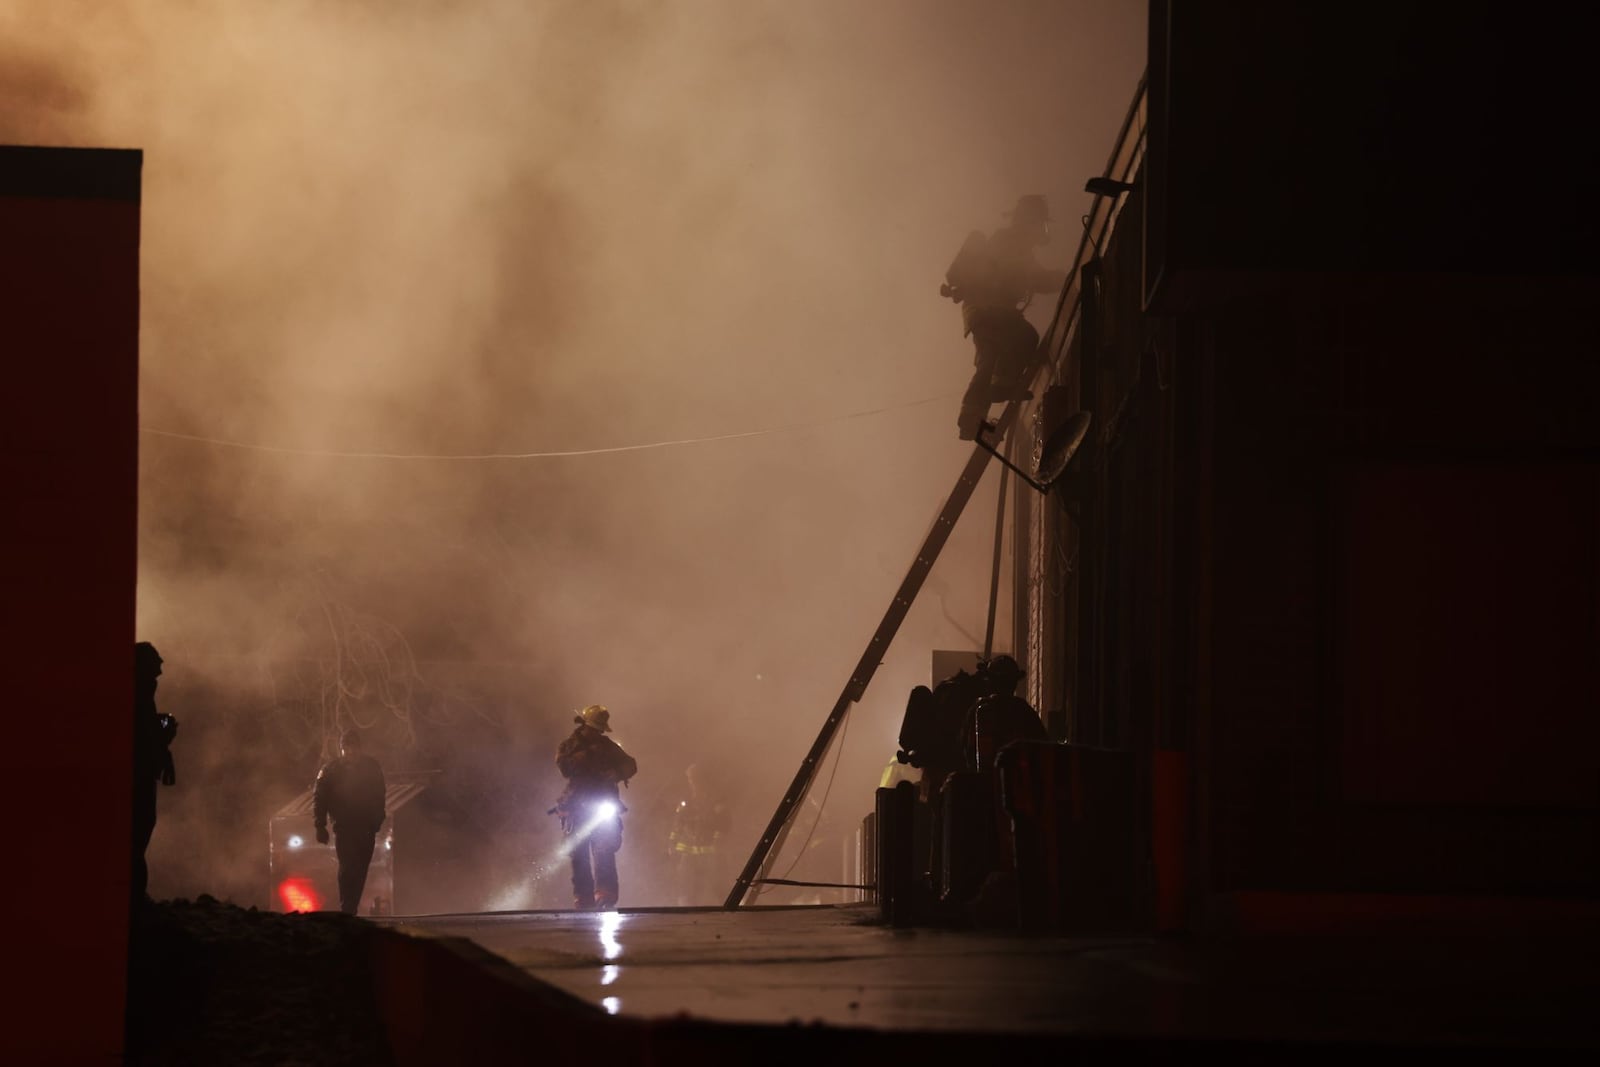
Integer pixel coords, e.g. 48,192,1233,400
3,0,1145,909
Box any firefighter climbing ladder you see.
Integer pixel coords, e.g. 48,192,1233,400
725,402,1025,908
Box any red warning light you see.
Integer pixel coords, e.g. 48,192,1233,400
278,876,322,913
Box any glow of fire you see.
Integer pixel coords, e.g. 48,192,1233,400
278,877,321,913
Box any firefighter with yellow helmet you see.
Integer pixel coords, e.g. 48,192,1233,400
553,704,638,910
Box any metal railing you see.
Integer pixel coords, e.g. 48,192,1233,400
1034,74,1148,413
1016,74,1147,720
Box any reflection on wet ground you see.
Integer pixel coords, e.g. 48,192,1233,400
386,902,1600,1050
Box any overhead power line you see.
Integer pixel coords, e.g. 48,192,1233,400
139,392,958,461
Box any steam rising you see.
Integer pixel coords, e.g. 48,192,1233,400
4,0,1144,909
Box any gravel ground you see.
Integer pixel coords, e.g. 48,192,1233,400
125,896,394,1066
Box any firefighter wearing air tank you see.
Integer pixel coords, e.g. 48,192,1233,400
554,704,638,910
943,194,1068,441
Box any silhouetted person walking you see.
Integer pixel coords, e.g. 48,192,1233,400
554,705,638,910
313,729,387,915
944,194,1067,440
132,642,178,906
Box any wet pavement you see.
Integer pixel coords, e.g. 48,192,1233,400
383,902,1600,1053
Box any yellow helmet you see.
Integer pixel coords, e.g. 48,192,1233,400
577,704,612,733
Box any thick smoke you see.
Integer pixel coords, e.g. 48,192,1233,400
4,0,1145,909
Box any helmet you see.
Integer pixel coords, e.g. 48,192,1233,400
577,704,612,733
982,655,1023,685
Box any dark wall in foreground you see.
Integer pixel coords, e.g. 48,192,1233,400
1142,2,1600,917
1145,0,1600,307
1195,279,1600,904
1148,3,1600,922
1016,2,1600,936
0,144,141,1062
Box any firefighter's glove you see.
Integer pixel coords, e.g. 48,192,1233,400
315,826,330,846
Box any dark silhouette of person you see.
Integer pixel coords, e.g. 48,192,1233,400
954,655,1050,916
896,656,1047,901
554,704,638,910
896,663,1003,903
945,194,1068,440
897,667,991,803
667,763,731,906
132,641,178,906
313,729,387,915
961,655,1050,773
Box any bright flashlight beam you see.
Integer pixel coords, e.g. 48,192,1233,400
553,802,622,860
